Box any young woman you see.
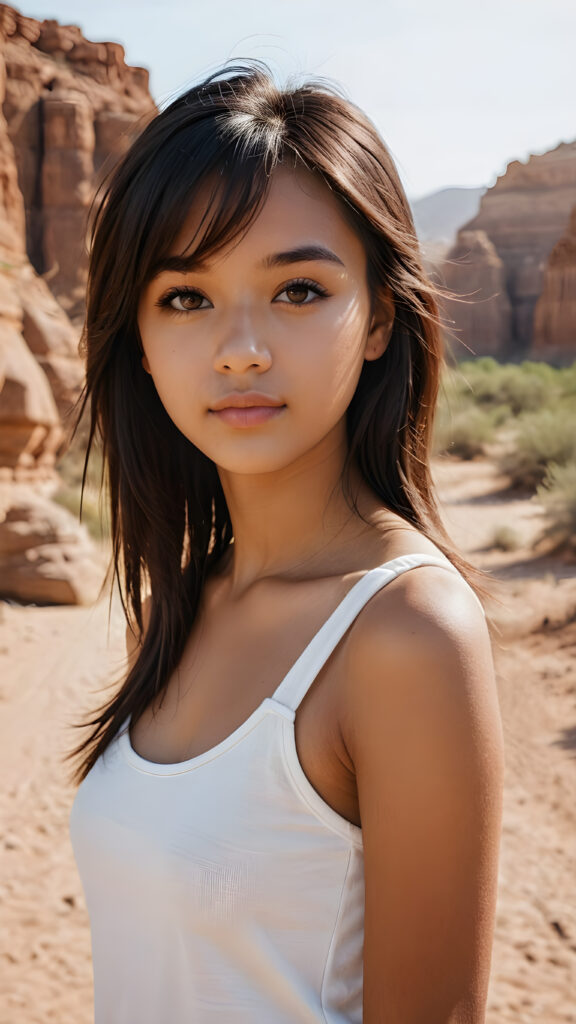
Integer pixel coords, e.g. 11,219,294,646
67,63,505,1023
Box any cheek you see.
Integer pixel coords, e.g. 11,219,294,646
296,302,368,408
140,317,182,369
140,337,208,433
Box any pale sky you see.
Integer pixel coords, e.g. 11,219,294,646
24,0,576,200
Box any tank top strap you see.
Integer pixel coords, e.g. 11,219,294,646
271,552,479,713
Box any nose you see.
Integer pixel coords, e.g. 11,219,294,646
213,309,273,374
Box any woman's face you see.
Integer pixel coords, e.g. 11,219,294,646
137,163,392,476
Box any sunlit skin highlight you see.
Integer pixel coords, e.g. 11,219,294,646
137,164,395,596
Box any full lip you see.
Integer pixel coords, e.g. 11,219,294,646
210,392,285,411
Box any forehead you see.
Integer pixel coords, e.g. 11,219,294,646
168,163,367,267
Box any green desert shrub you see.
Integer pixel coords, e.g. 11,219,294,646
497,407,576,490
535,461,576,551
557,362,576,398
455,358,557,416
489,524,522,552
488,402,514,428
433,403,498,459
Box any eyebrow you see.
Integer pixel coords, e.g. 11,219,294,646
261,245,345,270
149,244,345,280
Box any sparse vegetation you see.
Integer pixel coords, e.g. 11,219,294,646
497,407,576,490
455,357,556,415
435,358,576,547
437,359,576,426
488,524,522,552
433,404,498,459
535,461,576,552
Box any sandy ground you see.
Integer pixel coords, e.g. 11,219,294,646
1,454,575,1024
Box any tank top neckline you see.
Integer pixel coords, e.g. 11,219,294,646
119,551,459,775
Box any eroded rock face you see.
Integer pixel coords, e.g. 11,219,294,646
440,141,576,359
0,5,156,604
0,315,62,478
439,230,512,358
0,492,104,604
0,24,61,482
1,4,155,322
15,264,84,416
533,206,576,359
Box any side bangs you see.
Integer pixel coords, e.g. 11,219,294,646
135,132,283,298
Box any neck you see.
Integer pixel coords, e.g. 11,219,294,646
214,426,385,599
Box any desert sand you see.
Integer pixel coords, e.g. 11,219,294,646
1,454,575,1024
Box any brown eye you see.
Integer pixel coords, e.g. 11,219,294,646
170,290,209,311
274,279,328,305
155,288,212,314
285,284,311,304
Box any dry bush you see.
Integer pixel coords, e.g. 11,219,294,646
535,461,576,551
497,407,576,490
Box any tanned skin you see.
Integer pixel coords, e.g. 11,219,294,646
130,164,504,1024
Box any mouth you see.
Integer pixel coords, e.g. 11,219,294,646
209,405,286,427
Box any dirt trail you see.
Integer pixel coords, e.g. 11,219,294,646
1,455,575,1024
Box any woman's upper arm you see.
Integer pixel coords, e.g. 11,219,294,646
344,570,505,1024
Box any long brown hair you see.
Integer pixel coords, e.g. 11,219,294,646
65,61,494,786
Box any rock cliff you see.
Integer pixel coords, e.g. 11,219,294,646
1,3,155,322
440,141,576,359
0,4,155,603
439,230,512,358
532,205,576,357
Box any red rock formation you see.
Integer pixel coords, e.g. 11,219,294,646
532,205,576,359
440,141,576,359
438,230,512,358
0,491,104,604
0,277,62,476
0,4,156,603
0,8,62,481
1,3,155,322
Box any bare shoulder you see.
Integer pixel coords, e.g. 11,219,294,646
341,559,500,768
357,521,489,645
360,556,489,648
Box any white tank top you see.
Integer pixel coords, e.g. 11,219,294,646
69,553,482,1023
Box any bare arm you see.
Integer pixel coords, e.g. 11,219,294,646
343,568,504,1024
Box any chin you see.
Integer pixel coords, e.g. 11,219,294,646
204,443,306,477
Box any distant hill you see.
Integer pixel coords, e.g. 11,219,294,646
409,186,487,244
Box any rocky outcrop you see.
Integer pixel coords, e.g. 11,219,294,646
440,141,576,359
14,264,85,416
532,205,576,358
0,5,156,603
439,230,512,358
0,490,104,604
0,289,62,478
0,9,61,484
1,3,155,322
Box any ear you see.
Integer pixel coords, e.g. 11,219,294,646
364,287,395,362
141,354,151,375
